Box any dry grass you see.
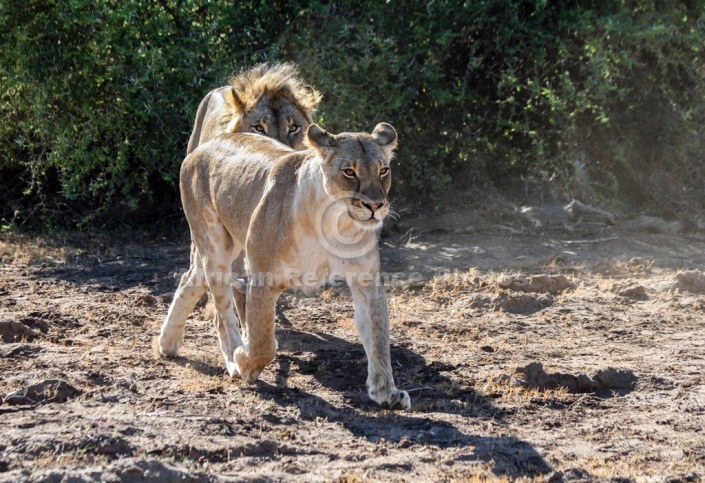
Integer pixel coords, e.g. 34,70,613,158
426,269,482,295
0,232,84,265
334,474,364,483
0,230,179,266
480,369,575,400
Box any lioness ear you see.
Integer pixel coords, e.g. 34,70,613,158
305,124,337,151
371,122,398,157
226,87,246,114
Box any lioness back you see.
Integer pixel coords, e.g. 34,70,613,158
180,133,301,247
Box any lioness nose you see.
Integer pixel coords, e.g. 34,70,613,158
363,201,384,213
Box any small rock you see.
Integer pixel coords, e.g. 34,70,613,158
592,367,638,390
500,274,575,294
0,343,42,358
614,284,647,299
492,293,554,315
545,471,564,483
509,376,527,388
563,468,591,480
0,320,39,343
136,294,158,305
674,271,705,294
4,379,82,405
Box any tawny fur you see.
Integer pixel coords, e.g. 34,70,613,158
157,123,411,410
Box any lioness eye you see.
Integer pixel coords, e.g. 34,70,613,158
342,168,356,178
289,124,300,134
253,125,265,133
380,167,390,177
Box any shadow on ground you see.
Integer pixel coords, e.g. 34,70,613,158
241,327,553,478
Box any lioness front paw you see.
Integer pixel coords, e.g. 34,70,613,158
155,333,182,357
233,346,262,384
383,389,411,411
368,384,412,411
226,361,239,378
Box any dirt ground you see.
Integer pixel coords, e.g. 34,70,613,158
1,204,704,482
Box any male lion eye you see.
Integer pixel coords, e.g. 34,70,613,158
289,124,300,134
342,168,356,178
380,167,390,177
253,125,265,133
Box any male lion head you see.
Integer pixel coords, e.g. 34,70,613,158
188,63,322,153
222,63,322,150
306,123,398,231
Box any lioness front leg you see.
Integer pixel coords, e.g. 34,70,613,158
349,275,411,410
234,282,279,383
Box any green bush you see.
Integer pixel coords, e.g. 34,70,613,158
1,0,704,228
0,0,294,227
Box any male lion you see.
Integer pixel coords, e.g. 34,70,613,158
187,63,322,153
190,63,321,317
156,123,411,410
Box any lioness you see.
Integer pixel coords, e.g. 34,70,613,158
157,123,411,410
187,63,322,153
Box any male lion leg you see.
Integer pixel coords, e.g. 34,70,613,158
157,243,207,356
349,276,411,410
232,275,248,331
203,253,247,325
234,282,279,383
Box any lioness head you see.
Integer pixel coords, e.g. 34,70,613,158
306,123,398,230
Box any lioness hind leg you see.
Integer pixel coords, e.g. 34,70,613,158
202,254,247,327
157,243,207,357
202,244,246,378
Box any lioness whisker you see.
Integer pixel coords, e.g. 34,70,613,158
387,209,400,221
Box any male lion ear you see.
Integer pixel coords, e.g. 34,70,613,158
297,85,322,123
301,85,323,107
305,124,337,151
371,122,398,157
225,87,246,114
